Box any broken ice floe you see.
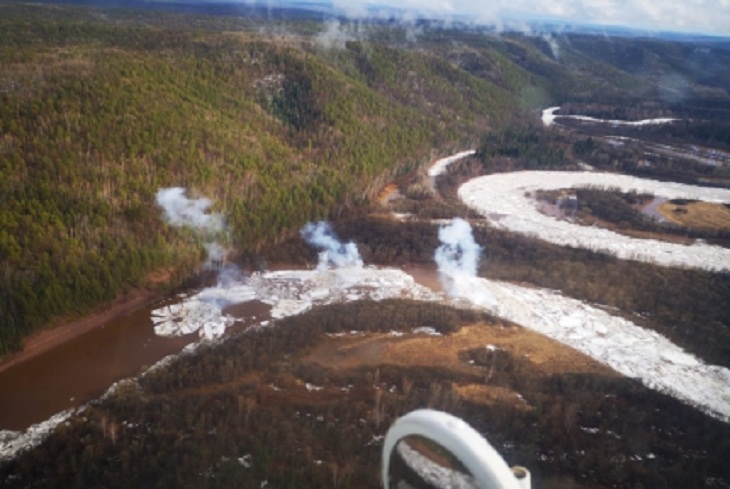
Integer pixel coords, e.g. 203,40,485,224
270,299,312,319
0,408,78,462
542,107,677,128
397,439,479,489
152,266,440,340
428,150,476,177
151,284,256,340
459,171,730,271
463,276,730,423
251,266,438,310
412,326,442,336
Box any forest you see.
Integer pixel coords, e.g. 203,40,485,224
2,2,730,355
0,2,513,354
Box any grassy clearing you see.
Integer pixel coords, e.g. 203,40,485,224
659,201,730,231
305,323,614,375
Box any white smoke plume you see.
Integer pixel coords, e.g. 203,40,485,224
541,33,560,59
301,221,364,269
435,218,497,307
155,187,224,233
315,18,426,50
204,242,229,268
658,73,690,105
156,187,228,268
435,218,481,276
216,263,245,288
315,19,363,50
404,22,424,42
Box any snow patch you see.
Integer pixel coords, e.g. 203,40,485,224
238,454,252,468
428,150,476,177
0,408,78,462
542,107,677,128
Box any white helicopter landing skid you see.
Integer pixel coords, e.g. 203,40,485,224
382,410,531,489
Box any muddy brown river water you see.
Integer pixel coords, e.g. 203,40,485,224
0,296,277,432
0,265,443,432
0,302,193,431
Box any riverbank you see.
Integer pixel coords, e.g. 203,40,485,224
0,289,159,375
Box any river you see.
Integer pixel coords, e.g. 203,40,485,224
0,297,279,432
2,146,729,446
0,265,441,432
0,301,192,431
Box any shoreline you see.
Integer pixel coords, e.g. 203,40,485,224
0,289,160,375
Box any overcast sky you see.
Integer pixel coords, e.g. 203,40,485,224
327,0,730,36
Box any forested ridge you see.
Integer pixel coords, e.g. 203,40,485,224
0,3,519,354
2,1,729,356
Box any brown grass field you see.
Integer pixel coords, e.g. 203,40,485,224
304,322,616,410
659,201,730,230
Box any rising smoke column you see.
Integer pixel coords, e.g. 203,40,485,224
435,218,481,276
156,187,227,266
153,189,257,340
156,187,223,232
435,218,496,307
300,221,363,269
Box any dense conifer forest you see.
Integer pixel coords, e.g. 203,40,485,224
0,3,512,353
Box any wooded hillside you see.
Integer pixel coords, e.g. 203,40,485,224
2,2,729,355
0,4,517,353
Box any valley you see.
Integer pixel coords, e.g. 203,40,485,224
1,2,729,488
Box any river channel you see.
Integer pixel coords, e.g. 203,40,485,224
2,141,728,437
0,297,277,432
0,264,442,432
0,301,193,431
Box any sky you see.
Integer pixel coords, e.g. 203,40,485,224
323,0,730,36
